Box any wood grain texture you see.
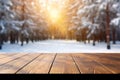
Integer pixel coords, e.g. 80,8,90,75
17,54,55,74
0,54,40,73
0,54,16,59
81,54,120,73
72,54,113,74
0,53,119,74
0,54,27,66
50,54,80,74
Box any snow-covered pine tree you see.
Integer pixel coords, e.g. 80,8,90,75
0,0,16,49
110,0,120,44
67,0,82,40
75,0,101,45
12,0,48,46
73,0,120,49
97,0,120,48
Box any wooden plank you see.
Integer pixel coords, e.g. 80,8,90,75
88,53,120,61
50,54,80,74
17,54,55,74
0,54,40,73
86,53,120,60
0,53,28,66
0,54,16,59
0,53,119,74
72,54,113,74
81,54,120,73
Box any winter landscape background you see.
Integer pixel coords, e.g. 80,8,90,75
0,0,120,53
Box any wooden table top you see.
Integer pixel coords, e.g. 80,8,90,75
0,53,119,74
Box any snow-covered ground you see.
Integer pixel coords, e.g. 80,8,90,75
0,40,120,53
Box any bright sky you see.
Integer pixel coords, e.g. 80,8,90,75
38,0,69,23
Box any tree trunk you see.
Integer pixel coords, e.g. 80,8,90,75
112,28,116,44
93,37,95,46
106,3,111,49
0,35,2,50
26,38,29,44
21,34,24,46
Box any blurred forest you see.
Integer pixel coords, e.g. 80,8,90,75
0,0,120,49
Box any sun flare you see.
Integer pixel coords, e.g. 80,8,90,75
38,0,68,23
48,8,61,23
38,0,69,38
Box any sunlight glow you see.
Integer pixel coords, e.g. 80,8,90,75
38,0,68,23
49,9,61,23
38,0,69,38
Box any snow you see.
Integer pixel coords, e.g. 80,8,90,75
110,18,120,27
0,40,120,53
112,3,120,12
77,9,85,15
99,2,107,10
